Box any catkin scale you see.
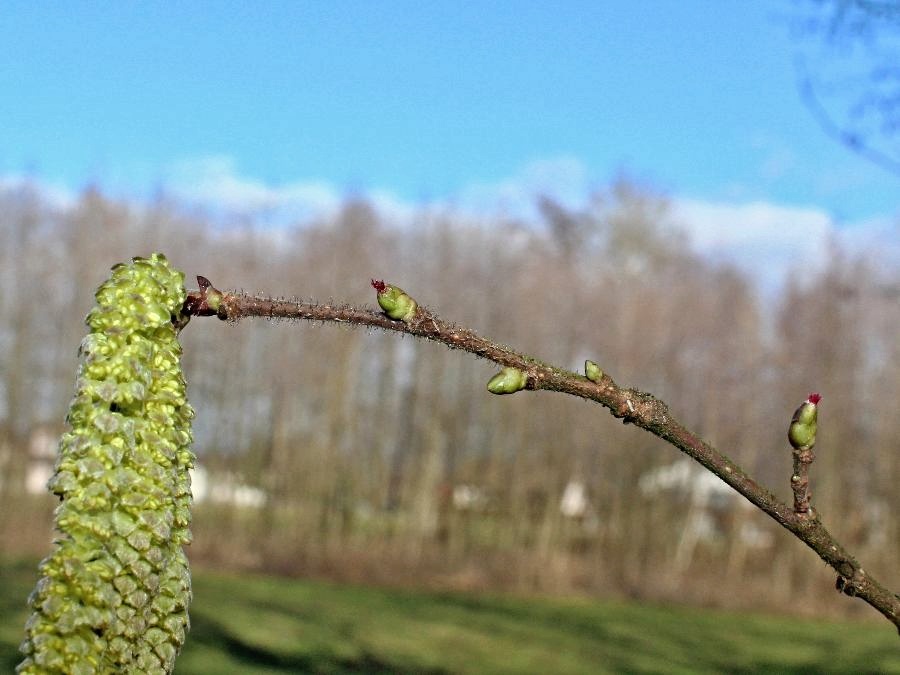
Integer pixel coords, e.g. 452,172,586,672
18,254,194,675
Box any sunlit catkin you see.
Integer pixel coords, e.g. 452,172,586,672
18,253,194,675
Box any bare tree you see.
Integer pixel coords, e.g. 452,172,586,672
3,184,898,644
792,0,900,175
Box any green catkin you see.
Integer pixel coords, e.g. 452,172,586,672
18,253,194,675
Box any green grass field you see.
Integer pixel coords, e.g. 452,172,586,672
2,559,897,674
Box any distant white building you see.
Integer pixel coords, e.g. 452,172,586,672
639,457,733,504
560,480,589,518
22,427,267,510
639,458,774,573
190,465,267,508
452,483,488,511
25,426,59,495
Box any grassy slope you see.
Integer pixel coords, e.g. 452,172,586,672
2,560,897,674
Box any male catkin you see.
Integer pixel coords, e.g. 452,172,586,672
18,254,194,675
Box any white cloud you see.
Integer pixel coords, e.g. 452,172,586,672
672,198,898,295
163,154,594,227
835,214,900,269
164,156,429,227
673,199,832,253
0,174,76,209
366,188,419,224
4,156,895,299
456,156,591,219
165,155,343,220
673,198,831,293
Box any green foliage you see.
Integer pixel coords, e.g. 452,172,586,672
17,254,194,675
5,564,896,674
142,574,900,674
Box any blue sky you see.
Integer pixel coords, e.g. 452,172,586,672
1,1,897,285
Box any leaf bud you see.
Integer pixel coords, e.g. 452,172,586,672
788,392,820,450
371,279,418,322
585,360,603,383
487,367,528,395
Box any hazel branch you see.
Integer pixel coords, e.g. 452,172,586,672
788,393,821,517
790,447,815,516
182,278,900,633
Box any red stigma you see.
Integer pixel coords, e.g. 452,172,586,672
808,393,821,405
371,279,386,293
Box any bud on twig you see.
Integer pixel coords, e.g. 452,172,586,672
487,367,527,395
371,279,418,323
184,275,224,315
789,393,821,450
788,392,820,517
585,360,603,383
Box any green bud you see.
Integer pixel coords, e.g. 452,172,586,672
788,393,820,451
487,367,528,395
585,360,603,383
371,279,417,322
18,253,194,675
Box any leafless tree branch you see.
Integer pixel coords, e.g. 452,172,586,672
797,61,900,176
184,279,900,633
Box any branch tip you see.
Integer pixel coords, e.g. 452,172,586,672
183,275,224,318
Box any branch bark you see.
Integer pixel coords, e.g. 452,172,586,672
791,446,815,516
185,281,900,633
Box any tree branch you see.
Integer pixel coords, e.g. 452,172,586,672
796,57,900,178
185,280,900,633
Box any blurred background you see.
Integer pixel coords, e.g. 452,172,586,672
0,0,898,632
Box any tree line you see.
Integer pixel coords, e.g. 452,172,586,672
0,180,896,617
